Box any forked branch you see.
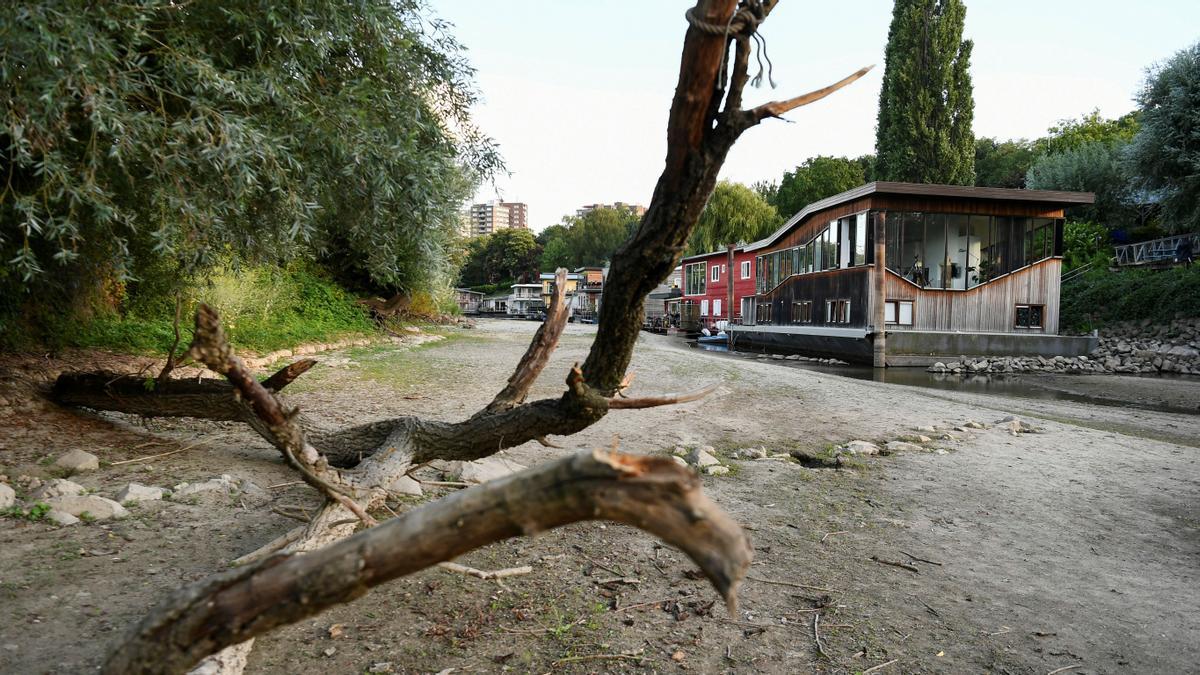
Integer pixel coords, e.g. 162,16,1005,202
103,450,753,675
608,383,719,409
485,268,570,414
750,65,874,121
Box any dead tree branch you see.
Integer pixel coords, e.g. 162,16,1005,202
484,268,569,414
103,450,752,675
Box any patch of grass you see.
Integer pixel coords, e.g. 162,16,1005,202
3,502,51,521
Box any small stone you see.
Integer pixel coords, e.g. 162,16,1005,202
43,495,128,521
705,465,730,476
685,447,720,468
31,478,85,500
671,650,685,662
671,455,689,468
387,475,423,497
328,623,345,639
883,441,923,454
54,449,99,473
899,434,932,444
172,475,240,499
446,456,526,484
963,421,985,429
0,483,15,509
368,664,394,674
736,447,768,460
843,440,880,456
914,425,937,433
115,483,164,503
323,647,336,657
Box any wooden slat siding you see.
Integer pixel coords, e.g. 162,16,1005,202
883,258,1062,334
775,198,874,249
759,267,871,329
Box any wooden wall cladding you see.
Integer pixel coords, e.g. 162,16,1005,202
883,258,1062,334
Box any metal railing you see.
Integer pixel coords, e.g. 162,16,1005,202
1113,232,1198,266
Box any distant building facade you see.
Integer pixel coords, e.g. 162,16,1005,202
466,200,529,237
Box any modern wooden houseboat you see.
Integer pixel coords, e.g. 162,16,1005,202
728,182,1098,366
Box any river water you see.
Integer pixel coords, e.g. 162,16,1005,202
690,341,1200,415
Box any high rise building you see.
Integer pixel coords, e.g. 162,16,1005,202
466,200,528,237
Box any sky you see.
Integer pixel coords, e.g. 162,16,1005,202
429,1,1200,232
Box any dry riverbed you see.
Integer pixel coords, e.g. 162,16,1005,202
1,320,1197,674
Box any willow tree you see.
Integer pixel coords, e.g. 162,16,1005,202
0,0,499,331
686,181,782,254
50,2,871,672
875,0,975,185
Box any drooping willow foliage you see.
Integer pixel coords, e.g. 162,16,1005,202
1,0,500,312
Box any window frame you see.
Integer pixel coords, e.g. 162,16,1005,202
740,260,751,279
684,262,707,296
791,300,813,324
1014,303,1045,329
711,264,720,283
884,300,914,326
824,299,851,325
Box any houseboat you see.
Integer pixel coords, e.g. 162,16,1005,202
728,182,1098,366
454,288,483,314
679,245,758,330
508,283,545,319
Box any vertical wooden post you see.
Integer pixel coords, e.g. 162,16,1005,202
726,244,736,328
873,212,887,368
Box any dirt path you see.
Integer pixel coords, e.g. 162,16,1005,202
1,320,1197,673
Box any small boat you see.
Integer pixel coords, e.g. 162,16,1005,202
697,329,728,344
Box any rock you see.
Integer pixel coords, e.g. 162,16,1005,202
31,478,85,500
963,421,985,429
387,475,423,496
0,483,14,510
784,354,801,360
899,434,932,444
447,456,526,484
172,475,240,499
883,441,923,454
116,483,164,503
705,465,730,476
914,425,937,433
47,510,79,526
969,359,989,372
928,362,947,373
368,664,395,674
770,354,784,360
54,449,99,473
43,495,128,520
843,440,880,456
1005,419,1037,434
685,446,720,467
736,447,768,460
671,455,689,468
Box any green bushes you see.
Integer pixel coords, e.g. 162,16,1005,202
1060,266,1200,332
4,265,375,355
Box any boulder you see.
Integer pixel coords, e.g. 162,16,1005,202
0,482,14,510
685,446,720,468
43,495,128,520
116,483,164,503
31,478,85,500
447,456,526,484
843,440,880,456
705,465,730,476
54,449,99,473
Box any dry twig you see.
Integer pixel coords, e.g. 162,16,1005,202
869,556,920,574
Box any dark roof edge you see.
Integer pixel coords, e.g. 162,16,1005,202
679,244,746,264
743,181,1095,252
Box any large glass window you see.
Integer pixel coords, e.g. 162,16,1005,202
1028,218,1055,265
854,213,868,266
945,214,969,290
838,217,852,268
924,214,949,289
967,215,992,288
684,262,706,295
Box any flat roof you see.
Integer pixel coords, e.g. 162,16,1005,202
745,181,1095,252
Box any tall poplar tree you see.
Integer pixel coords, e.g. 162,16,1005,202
875,0,976,185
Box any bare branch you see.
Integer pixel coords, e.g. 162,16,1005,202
607,384,719,409
260,358,317,391
185,305,377,527
103,450,752,675
485,268,570,414
750,65,874,121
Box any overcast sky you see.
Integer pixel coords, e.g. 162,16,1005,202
430,1,1200,232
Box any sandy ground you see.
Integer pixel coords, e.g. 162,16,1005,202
0,319,1197,674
